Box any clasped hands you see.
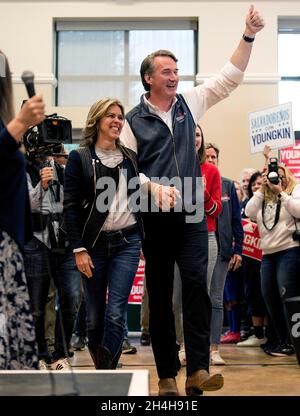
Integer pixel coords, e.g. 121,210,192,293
152,183,181,211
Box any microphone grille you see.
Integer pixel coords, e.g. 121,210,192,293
21,70,34,84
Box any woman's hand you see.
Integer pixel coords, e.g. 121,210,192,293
262,171,283,195
17,95,45,128
263,145,271,161
75,251,94,278
228,254,242,271
260,172,268,192
6,95,45,142
267,181,283,196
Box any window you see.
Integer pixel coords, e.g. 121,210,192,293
55,20,197,107
278,18,300,131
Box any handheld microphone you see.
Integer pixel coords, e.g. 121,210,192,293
21,70,36,97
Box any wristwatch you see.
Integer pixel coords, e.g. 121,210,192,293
243,34,255,43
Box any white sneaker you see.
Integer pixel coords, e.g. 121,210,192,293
39,360,49,371
178,343,186,366
210,350,226,365
237,335,267,347
51,357,71,371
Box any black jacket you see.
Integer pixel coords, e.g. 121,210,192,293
0,119,32,250
217,177,244,260
63,143,143,250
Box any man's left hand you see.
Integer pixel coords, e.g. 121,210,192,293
245,4,265,36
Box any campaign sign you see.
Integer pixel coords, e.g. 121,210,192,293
128,256,145,304
242,219,262,261
249,102,294,154
280,140,300,180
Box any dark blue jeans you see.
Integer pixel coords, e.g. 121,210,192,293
74,297,87,337
142,212,210,379
261,246,300,344
243,256,266,317
24,238,81,360
83,229,141,360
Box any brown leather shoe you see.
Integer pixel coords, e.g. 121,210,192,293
158,378,179,396
185,369,224,395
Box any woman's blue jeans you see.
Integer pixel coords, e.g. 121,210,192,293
209,254,230,345
83,229,141,360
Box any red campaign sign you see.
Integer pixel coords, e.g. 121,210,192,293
242,219,262,261
280,141,300,180
128,256,145,304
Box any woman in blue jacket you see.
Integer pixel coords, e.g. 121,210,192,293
0,50,45,369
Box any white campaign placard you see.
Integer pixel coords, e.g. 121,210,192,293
249,102,294,154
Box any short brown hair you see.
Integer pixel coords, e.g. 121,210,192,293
140,49,178,91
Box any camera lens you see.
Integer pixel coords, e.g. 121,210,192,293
268,171,279,185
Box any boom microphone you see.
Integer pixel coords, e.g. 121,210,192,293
21,70,36,97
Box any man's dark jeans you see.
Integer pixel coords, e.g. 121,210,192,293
142,212,210,379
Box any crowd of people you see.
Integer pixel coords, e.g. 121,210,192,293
2,4,300,397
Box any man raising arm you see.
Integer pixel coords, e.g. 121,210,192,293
120,5,264,396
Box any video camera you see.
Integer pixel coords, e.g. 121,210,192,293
23,113,72,159
267,157,280,185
